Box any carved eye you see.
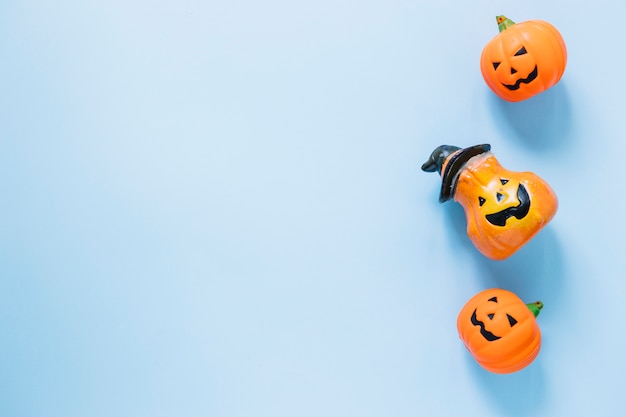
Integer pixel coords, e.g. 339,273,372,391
488,296,498,303
500,179,509,185
478,197,486,206
514,46,527,56
493,62,501,70
507,314,518,327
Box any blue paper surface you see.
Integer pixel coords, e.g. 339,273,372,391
1,1,624,416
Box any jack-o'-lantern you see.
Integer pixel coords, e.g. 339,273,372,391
421,144,557,260
457,288,543,374
480,15,567,102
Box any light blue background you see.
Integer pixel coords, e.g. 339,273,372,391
2,1,624,416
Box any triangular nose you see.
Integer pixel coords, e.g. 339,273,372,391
511,67,517,75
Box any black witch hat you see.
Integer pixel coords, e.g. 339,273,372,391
421,144,491,203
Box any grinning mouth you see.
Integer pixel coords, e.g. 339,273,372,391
502,66,538,91
485,184,531,227
470,309,501,342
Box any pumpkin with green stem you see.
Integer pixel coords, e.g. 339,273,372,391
457,288,543,374
480,15,567,102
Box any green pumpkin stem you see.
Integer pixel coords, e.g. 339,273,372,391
497,15,516,32
527,301,543,318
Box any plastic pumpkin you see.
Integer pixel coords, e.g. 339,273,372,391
457,288,543,374
480,15,567,102
421,144,557,260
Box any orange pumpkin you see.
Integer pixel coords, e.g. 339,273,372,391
457,288,543,374
480,15,567,102
421,144,558,260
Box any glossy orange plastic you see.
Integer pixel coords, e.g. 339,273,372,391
480,16,567,102
422,144,558,260
457,288,543,374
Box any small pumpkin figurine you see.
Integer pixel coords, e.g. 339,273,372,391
480,15,567,102
457,288,543,374
421,144,557,260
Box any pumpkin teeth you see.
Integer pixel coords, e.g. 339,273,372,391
502,66,539,91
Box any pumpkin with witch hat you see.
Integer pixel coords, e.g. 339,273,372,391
422,144,557,260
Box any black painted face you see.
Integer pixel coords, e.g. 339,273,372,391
484,183,531,227
470,296,519,342
492,46,538,91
